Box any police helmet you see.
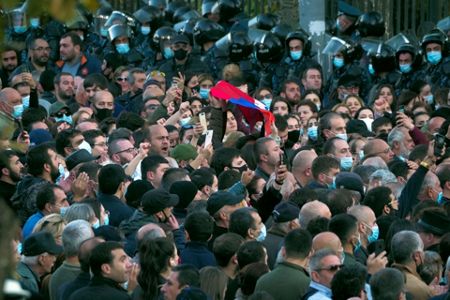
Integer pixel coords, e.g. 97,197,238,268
369,43,396,73
270,24,293,43
229,31,253,61
202,0,217,17
108,24,131,42
211,0,242,22
193,19,225,46
356,11,385,37
254,31,283,63
248,13,280,31
152,26,176,50
285,29,312,57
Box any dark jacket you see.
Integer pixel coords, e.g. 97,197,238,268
263,227,285,269
398,165,428,218
17,261,40,294
97,192,135,227
159,55,210,87
68,276,130,300
59,271,90,300
55,54,102,78
180,241,217,269
11,175,49,225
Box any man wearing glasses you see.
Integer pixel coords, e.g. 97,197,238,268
12,37,51,83
305,249,343,300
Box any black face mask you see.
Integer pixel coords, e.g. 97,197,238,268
233,164,248,173
288,130,300,143
95,108,113,121
174,49,188,60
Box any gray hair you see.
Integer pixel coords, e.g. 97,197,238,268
21,255,40,265
62,220,94,257
419,172,439,195
309,248,338,273
387,127,405,147
362,157,388,170
64,203,96,224
370,268,405,300
391,230,423,264
299,200,330,229
370,169,397,185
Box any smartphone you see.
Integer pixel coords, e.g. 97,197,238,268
205,130,213,148
434,133,446,157
367,239,385,256
279,152,285,166
199,112,207,134
398,105,405,113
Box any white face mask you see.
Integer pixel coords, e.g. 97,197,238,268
77,140,92,153
360,118,374,131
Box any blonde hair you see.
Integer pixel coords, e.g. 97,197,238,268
32,213,66,243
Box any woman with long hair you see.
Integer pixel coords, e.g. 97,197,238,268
133,236,178,300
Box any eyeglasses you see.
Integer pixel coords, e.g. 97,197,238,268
117,77,128,82
54,112,70,118
33,47,51,52
114,147,135,154
317,264,343,272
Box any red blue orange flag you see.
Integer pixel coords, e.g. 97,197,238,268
210,80,275,136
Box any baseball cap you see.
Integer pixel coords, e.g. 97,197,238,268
171,144,198,162
417,210,450,236
22,231,63,256
66,149,96,171
141,188,179,215
49,102,69,116
207,190,243,216
172,33,190,44
335,172,365,198
272,201,300,223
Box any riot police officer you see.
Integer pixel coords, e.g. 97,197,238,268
367,43,401,87
273,30,321,95
322,37,368,107
394,43,422,96
253,31,284,90
107,24,144,67
193,19,225,54
145,26,177,70
416,29,450,90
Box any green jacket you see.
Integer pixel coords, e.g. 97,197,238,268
254,261,310,300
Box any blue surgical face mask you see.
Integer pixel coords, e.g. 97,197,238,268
399,63,412,73
55,114,73,125
17,242,22,255
315,103,321,111
359,150,365,161
336,19,341,31
354,233,362,253
307,126,318,141
12,104,24,119
163,47,174,59
424,94,434,105
333,57,344,69
103,214,110,226
92,219,100,229
437,191,444,205
327,176,336,190
14,26,27,34
256,224,266,242
290,50,302,61
116,43,130,54
30,18,40,28
199,88,210,99
368,225,379,244
368,64,375,75
59,206,69,216
340,156,353,171
427,51,442,65
261,99,272,110
22,95,30,109
335,133,348,142
179,117,191,127
140,26,151,35
100,27,108,37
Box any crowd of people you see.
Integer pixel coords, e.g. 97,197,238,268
1,0,450,299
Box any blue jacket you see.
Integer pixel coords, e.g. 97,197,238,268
55,54,102,78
